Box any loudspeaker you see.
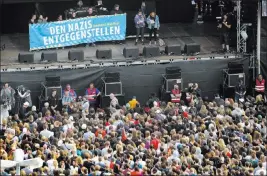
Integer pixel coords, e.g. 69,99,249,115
165,67,182,79
41,51,58,62
96,49,112,59
41,83,62,100
68,50,84,61
45,76,61,87
104,82,122,96
123,47,139,58
104,72,120,83
228,62,244,74
184,43,200,55
18,53,34,63
143,46,160,57
165,45,181,55
101,94,125,108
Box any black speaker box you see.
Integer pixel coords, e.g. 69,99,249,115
228,62,244,74
18,53,34,63
96,49,112,59
165,45,181,55
184,43,200,55
100,94,125,108
123,47,139,58
105,72,120,83
45,76,61,87
68,50,84,61
165,67,182,79
41,51,58,62
143,46,160,57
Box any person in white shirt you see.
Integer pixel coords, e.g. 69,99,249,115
40,124,54,138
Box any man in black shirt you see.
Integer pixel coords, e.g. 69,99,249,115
95,0,108,15
48,89,59,115
235,79,246,103
218,14,232,52
87,7,97,17
110,4,123,15
29,14,37,24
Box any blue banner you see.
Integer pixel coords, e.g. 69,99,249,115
29,14,126,50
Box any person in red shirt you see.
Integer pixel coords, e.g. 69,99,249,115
63,84,77,101
171,84,181,103
130,166,142,176
150,134,160,150
255,74,266,101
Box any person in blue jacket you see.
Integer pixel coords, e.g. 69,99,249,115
146,11,160,45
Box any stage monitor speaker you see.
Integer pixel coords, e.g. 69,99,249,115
184,43,200,55
45,76,61,87
96,49,112,59
101,94,125,108
104,82,122,96
18,53,34,63
227,73,245,87
104,72,120,83
165,45,181,55
68,50,84,61
41,51,58,62
143,46,160,58
165,67,182,79
228,62,244,74
123,47,139,58
41,83,62,100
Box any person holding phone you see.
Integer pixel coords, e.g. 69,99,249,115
146,12,160,45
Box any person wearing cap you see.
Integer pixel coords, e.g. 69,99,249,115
110,4,123,15
128,96,139,109
134,9,146,45
85,83,100,110
63,84,77,101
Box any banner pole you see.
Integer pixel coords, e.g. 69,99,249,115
257,0,261,74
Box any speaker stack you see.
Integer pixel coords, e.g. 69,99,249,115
41,76,62,100
100,72,125,108
222,62,245,98
160,67,182,102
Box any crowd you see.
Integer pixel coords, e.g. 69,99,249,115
0,78,266,176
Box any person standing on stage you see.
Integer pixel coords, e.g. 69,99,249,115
110,4,123,15
255,74,266,101
147,12,160,45
218,14,232,52
87,7,97,47
85,83,101,109
134,9,146,45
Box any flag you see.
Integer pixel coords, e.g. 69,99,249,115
121,128,127,141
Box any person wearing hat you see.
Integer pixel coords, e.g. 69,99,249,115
110,4,123,15
134,9,146,45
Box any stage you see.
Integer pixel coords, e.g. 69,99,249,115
0,22,239,71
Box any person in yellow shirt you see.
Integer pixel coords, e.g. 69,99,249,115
128,96,139,109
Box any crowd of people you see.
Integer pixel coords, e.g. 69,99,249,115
0,74,266,176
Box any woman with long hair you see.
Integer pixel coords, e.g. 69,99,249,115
146,12,160,45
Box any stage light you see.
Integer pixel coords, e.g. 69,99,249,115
241,31,248,40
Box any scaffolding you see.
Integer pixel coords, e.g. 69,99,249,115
236,0,251,53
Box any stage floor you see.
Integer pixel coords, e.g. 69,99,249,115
1,22,233,69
